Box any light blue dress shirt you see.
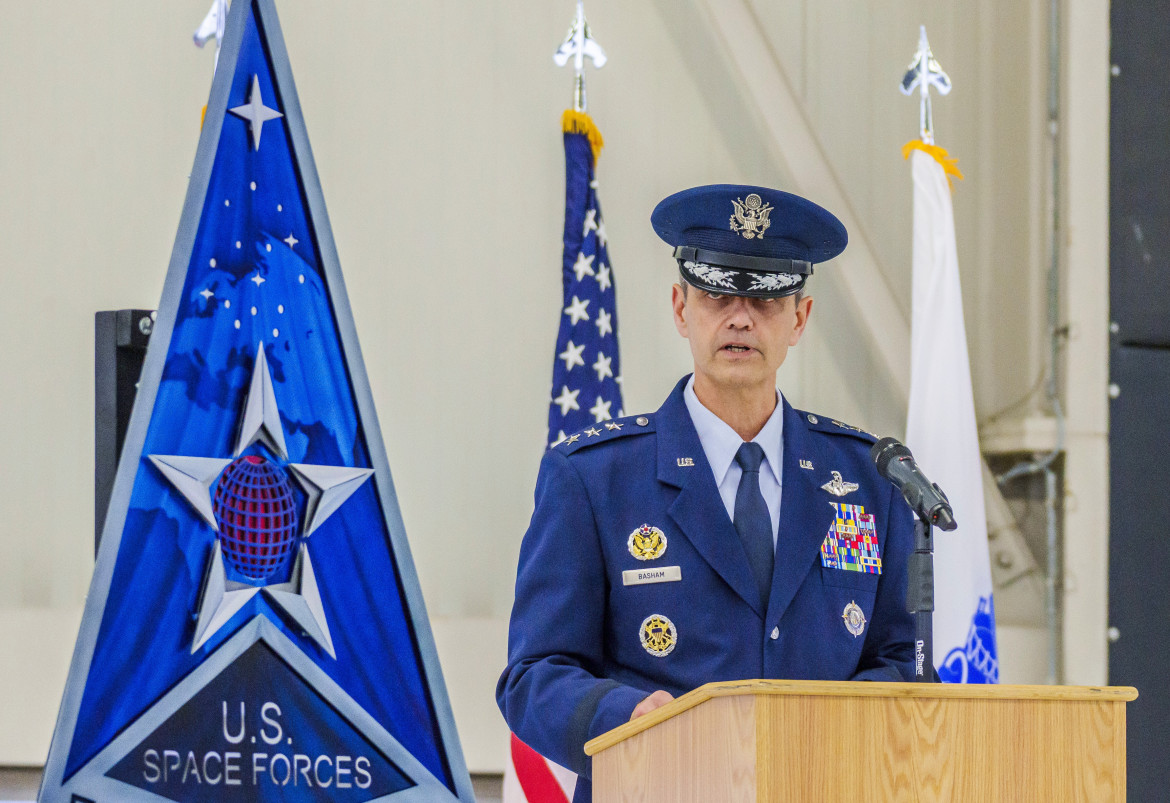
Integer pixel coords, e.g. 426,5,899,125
683,375,784,547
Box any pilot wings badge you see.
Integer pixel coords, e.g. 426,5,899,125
729,193,773,239
821,470,860,497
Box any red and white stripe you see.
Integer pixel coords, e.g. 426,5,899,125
502,733,576,803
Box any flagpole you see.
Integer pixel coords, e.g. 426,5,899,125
899,26,952,144
898,26,957,684
553,1,607,113
194,0,230,75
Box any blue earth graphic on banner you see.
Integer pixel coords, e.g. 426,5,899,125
939,595,999,683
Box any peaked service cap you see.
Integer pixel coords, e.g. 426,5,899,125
651,184,848,298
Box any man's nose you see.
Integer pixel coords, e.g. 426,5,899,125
725,297,753,327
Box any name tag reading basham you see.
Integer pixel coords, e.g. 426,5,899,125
622,566,682,586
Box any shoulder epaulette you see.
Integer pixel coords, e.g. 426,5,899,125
554,413,655,455
799,410,879,443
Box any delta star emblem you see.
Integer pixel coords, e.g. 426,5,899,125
640,614,677,656
730,193,773,239
628,524,668,560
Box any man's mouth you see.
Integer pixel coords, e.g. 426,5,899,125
722,344,752,353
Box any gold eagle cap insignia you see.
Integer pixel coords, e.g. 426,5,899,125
729,193,773,239
821,470,860,497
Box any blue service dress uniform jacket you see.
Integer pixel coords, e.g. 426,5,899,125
497,377,915,801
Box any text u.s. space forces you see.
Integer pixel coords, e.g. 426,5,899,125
139,701,373,791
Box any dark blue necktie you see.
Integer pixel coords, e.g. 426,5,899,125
734,442,774,609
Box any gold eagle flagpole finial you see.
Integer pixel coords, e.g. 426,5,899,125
899,25,952,145
553,1,607,113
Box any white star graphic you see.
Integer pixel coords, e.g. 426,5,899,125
550,430,568,448
200,288,215,300
228,75,284,151
595,263,612,292
284,232,299,249
250,272,266,287
595,307,613,337
593,351,613,381
558,340,586,372
596,220,608,248
564,296,591,326
571,251,596,282
583,208,598,237
553,385,581,416
149,345,373,658
590,396,613,422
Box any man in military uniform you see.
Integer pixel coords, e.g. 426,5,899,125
497,185,914,801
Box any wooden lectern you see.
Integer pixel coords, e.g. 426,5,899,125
584,679,1137,801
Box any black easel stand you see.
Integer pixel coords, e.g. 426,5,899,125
906,517,935,682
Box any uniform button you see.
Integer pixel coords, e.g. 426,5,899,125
770,627,779,640
636,416,649,426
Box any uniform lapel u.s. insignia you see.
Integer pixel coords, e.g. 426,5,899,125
628,524,667,560
820,470,859,497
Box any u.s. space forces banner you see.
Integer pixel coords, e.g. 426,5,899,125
39,2,473,800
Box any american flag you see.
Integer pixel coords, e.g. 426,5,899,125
547,111,623,447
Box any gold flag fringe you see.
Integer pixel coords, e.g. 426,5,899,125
902,140,964,189
563,109,604,165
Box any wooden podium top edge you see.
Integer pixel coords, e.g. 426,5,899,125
584,678,1138,755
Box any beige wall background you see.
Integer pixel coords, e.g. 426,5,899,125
0,0,1108,774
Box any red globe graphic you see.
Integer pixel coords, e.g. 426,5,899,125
212,455,299,581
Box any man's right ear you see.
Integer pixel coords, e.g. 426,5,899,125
671,283,689,337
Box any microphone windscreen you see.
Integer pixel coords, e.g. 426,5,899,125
870,437,911,476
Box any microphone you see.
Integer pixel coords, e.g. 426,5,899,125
870,437,957,531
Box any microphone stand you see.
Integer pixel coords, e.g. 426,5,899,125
906,517,935,682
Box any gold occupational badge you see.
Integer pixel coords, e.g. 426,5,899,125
842,600,867,637
821,470,860,497
628,524,667,561
729,193,774,239
640,614,677,656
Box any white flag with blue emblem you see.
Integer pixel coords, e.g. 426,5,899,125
904,143,999,683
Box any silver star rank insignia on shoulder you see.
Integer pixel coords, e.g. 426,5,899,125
821,470,859,497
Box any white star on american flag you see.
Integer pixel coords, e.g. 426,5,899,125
589,396,613,422
583,208,598,236
595,307,613,337
564,296,591,326
595,263,611,292
558,340,586,371
553,385,581,416
592,351,613,381
572,251,596,281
